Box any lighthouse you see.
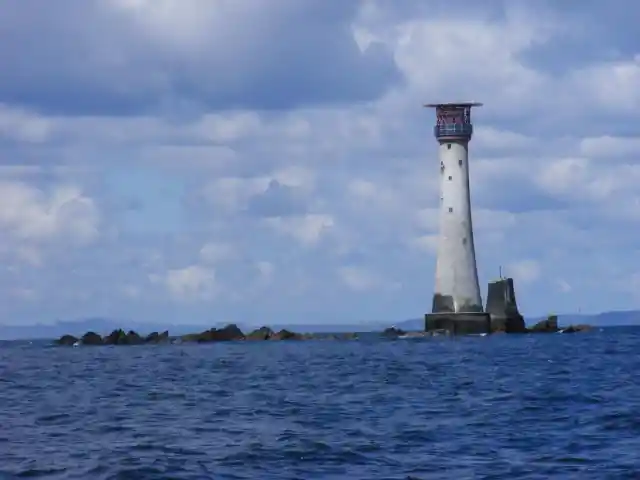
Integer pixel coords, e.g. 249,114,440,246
423,102,491,335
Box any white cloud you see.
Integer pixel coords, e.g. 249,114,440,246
389,15,552,112
201,177,269,214
556,279,572,293
256,261,275,282
569,56,640,112
0,104,51,143
121,285,141,298
338,266,381,292
195,112,263,143
0,181,100,267
507,259,541,285
265,214,334,246
8,287,38,301
410,234,439,253
579,136,640,159
150,265,217,302
199,242,235,264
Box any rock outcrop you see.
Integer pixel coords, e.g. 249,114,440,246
55,316,595,346
57,334,79,346
561,324,593,333
179,325,354,343
55,329,171,346
382,327,406,338
382,327,450,339
181,324,246,343
527,315,593,334
103,329,144,345
529,315,559,333
81,331,103,345
145,331,170,344
55,322,366,346
245,326,274,341
270,329,303,341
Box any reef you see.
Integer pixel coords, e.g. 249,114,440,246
55,324,358,346
486,314,592,334
56,329,171,346
54,316,593,346
525,315,593,334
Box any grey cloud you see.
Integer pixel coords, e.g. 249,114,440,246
0,0,402,116
245,180,308,218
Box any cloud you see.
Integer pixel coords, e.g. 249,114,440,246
0,0,401,115
0,181,100,251
0,104,52,143
150,265,217,302
265,214,335,247
507,259,541,285
3,0,640,328
199,242,236,265
246,180,309,218
338,265,397,292
579,136,640,159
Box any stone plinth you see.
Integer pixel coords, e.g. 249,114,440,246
424,312,491,335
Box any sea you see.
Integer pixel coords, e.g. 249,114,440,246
1,327,639,479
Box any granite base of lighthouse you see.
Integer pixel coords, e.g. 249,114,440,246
424,312,491,335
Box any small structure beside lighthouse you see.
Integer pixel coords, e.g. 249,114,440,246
423,102,491,334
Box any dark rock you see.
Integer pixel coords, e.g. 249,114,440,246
270,329,303,340
102,329,144,345
563,324,593,333
125,330,144,345
246,326,274,340
529,315,559,333
205,324,245,341
103,329,127,345
336,332,359,340
221,324,245,340
57,325,363,346
182,324,245,343
382,326,406,338
180,332,201,343
56,334,78,346
145,331,170,344
81,331,103,345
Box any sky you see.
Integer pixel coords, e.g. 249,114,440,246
1,0,640,327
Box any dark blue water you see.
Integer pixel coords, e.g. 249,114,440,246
1,328,640,479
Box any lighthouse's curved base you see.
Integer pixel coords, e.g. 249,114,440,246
424,312,491,335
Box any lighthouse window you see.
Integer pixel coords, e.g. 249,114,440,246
447,143,452,149
448,207,453,213
448,175,452,181
462,237,467,245
458,159,463,166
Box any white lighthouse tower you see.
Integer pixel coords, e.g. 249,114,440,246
423,102,491,334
